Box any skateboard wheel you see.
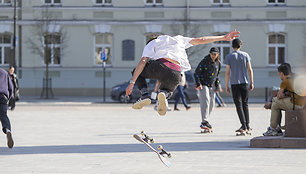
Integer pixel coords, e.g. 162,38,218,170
168,153,172,158
141,131,145,135
157,145,163,150
150,139,155,143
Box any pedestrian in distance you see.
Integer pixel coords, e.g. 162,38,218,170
225,38,254,135
125,30,240,116
263,63,305,136
8,66,19,110
174,72,191,111
0,68,14,148
194,47,222,132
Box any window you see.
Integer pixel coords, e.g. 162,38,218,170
43,33,61,65
95,0,112,6
146,0,163,6
268,33,285,65
95,33,112,65
267,0,285,5
212,33,231,65
0,0,11,5
122,40,135,61
44,0,61,6
211,0,230,6
0,33,11,65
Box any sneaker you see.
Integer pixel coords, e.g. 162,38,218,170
263,127,279,136
132,96,151,109
6,131,14,148
174,108,180,111
157,92,167,116
167,107,172,111
200,121,212,129
235,126,247,132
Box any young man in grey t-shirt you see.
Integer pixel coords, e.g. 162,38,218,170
225,39,254,134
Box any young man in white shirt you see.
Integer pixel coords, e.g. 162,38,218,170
126,30,240,116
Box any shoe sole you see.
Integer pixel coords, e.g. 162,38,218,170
7,132,14,148
132,98,151,109
157,93,167,116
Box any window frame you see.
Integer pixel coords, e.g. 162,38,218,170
211,0,231,6
267,33,286,66
0,0,11,6
42,33,62,66
145,0,163,6
267,0,286,6
43,0,62,6
94,0,113,6
211,32,231,66
0,33,12,66
94,33,113,67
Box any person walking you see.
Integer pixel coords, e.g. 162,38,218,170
174,72,191,111
125,31,240,116
194,47,222,132
0,68,14,148
225,39,254,134
8,66,19,110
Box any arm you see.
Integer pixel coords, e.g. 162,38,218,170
125,57,149,96
189,30,240,46
194,59,205,90
225,65,231,94
277,88,285,99
247,61,254,91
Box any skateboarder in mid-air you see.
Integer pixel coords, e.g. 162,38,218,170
125,30,240,116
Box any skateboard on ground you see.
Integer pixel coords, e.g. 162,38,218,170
133,131,171,167
201,127,213,133
236,129,252,136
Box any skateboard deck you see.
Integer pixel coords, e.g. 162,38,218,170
201,127,213,133
133,134,171,167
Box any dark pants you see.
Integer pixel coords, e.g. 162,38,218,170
0,94,11,134
174,85,188,108
231,84,250,129
132,60,181,98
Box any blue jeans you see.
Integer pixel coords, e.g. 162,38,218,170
174,85,188,108
0,94,11,134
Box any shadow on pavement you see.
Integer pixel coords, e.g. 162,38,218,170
0,140,285,155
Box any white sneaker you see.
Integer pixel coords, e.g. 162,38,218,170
132,98,151,109
157,92,167,116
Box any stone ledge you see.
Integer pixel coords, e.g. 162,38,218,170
250,136,306,148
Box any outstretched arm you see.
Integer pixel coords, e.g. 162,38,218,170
190,30,240,46
126,57,149,96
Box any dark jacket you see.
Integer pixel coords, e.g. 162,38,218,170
0,68,13,99
194,55,221,89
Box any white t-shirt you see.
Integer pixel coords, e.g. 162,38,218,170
141,35,193,72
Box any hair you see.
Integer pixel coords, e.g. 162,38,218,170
146,36,159,45
278,63,290,76
232,38,242,49
9,66,14,69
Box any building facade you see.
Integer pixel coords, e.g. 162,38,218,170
0,0,305,98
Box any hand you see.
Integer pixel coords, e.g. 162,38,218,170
125,83,134,96
249,83,254,91
219,87,223,93
224,30,240,41
196,85,203,90
226,86,231,94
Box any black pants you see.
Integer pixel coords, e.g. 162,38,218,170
231,84,250,129
132,60,181,97
0,94,11,134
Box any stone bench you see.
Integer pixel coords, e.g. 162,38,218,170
285,108,306,137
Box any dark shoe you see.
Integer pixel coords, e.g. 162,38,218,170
7,131,14,148
174,108,180,111
185,106,191,110
200,121,212,129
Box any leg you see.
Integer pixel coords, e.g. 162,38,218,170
174,87,181,109
0,95,13,148
241,84,250,129
208,87,215,115
231,85,247,130
199,86,211,123
270,97,294,128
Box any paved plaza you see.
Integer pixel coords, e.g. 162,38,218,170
0,100,306,174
